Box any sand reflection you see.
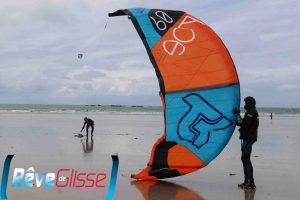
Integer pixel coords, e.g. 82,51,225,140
80,135,93,154
243,189,256,200
131,180,204,200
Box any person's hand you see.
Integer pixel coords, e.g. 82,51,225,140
232,108,240,114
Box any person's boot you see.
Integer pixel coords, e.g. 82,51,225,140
244,182,256,190
238,182,248,189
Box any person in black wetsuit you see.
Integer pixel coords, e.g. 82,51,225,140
233,96,259,190
81,117,94,136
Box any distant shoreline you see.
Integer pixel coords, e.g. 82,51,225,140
0,104,299,115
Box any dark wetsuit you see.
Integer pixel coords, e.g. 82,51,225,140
237,108,259,184
81,118,94,136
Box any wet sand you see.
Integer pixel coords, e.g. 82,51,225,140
0,112,299,199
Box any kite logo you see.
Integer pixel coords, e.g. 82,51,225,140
177,94,232,149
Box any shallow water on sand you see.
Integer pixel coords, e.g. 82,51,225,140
0,113,299,199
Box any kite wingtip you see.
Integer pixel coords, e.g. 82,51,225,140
130,174,137,179
108,10,128,17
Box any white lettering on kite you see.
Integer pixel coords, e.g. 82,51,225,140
150,11,173,31
163,15,205,56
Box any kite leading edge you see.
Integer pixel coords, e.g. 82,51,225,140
109,8,240,180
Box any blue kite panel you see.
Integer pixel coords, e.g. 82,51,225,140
128,8,161,48
165,84,240,163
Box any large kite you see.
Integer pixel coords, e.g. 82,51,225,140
109,8,240,180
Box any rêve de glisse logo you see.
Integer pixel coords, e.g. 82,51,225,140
0,155,119,200
12,167,106,188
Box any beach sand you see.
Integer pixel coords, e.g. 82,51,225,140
0,112,299,199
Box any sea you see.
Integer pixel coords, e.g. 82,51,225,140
0,104,299,117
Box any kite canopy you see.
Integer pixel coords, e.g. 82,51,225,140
109,8,240,180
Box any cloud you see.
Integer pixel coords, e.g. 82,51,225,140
70,70,107,81
0,0,300,107
277,84,300,92
57,65,158,97
240,65,300,84
258,32,291,41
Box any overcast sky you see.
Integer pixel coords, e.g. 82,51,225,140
0,0,299,107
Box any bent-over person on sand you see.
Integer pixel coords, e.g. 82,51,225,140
81,117,94,136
